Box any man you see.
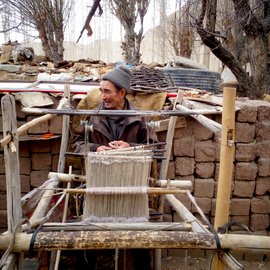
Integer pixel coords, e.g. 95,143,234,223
73,64,154,153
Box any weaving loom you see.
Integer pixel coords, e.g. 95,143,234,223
83,149,153,222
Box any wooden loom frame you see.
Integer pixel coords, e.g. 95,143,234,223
0,83,270,270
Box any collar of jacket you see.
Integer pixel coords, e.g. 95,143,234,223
90,99,144,139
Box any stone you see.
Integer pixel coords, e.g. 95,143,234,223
191,197,211,214
235,162,258,181
194,178,215,198
235,122,255,143
51,139,61,155
31,141,51,153
194,141,215,162
256,141,270,158
255,177,270,195
173,135,195,157
0,210,7,228
250,214,269,231
195,162,215,178
250,196,270,214
257,104,270,122
174,193,192,211
0,64,21,73
30,171,50,188
49,116,63,134
0,193,7,210
235,143,256,162
21,175,31,193
233,181,255,197
0,155,5,174
0,175,6,192
237,104,257,123
256,122,270,142
230,199,250,215
27,116,49,134
175,157,195,176
192,119,213,141
19,157,31,175
258,158,270,177
167,161,175,179
52,155,59,172
19,142,30,157
32,153,52,171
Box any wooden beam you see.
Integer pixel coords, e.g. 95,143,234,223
1,94,23,269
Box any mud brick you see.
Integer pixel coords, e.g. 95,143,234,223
51,139,61,155
258,158,270,177
0,192,7,210
244,253,264,262
0,116,2,132
0,210,7,228
175,157,195,176
195,162,215,178
256,140,270,158
163,214,173,222
173,135,195,157
30,171,50,188
230,215,249,231
235,143,256,161
191,197,212,214
32,153,51,171
250,214,269,231
251,196,270,214
211,199,231,216
256,121,270,142
21,175,30,193
255,177,270,195
233,181,255,197
19,142,30,157
174,118,193,139
0,175,6,191
174,193,192,211
231,198,250,216
235,162,258,181
257,103,270,122
167,161,175,179
194,178,215,198
195,141,215,162
192,119,214,141
27,115,49,134
214,142,220,162
0,155,5,174
52,155,59,172
49,115,63,134
19,157,31,175
176,175,194,192
237,103,257,123
235,122,255,143
157,130,167,141
31,141,51,153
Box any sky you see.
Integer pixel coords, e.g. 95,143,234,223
0,0,180,45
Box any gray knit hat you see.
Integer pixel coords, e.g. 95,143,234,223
102,65,132,91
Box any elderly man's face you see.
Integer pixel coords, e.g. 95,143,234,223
100,80,126,110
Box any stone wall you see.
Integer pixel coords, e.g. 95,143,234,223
160,99,270,235
0,96,269,235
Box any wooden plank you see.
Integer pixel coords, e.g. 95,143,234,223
212,82,237,270
153,117,186,132
1,94,23,269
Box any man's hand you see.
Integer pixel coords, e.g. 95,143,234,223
96,145,112,152
108,140,130,149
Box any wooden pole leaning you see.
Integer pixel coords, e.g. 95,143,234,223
211,82,237,270
1,94,24,269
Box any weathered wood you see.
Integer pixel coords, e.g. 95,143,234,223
176,104,222,135
1,232,269,252
212,82,237,270
41,222,192,231
54,187,187,195
1,94,23,269
152,117,186,132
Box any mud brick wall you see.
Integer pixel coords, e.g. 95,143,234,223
161,99,270,235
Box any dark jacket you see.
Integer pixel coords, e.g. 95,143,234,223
73,99,155,153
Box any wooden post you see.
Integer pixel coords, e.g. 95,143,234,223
211,82,237,270
1,94,23,269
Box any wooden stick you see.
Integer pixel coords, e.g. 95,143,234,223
1,231,270,252
212,82,237,270
176,104,222,135
1,94,24,269
0,97,68,148
47,187,187,195
48,172,192,189
41,222,192,231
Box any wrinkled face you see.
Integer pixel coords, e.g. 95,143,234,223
100,80,126,110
